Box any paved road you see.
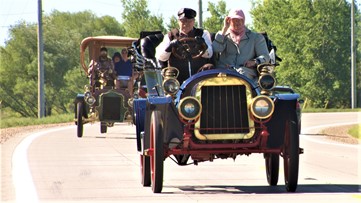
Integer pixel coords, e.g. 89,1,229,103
2,112,360,203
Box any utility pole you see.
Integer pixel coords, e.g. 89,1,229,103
38,0,45,118
198,0,203,28
351,0,357,109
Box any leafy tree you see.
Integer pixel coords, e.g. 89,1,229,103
0,22,39,117
203,0,229,33
0,11,124,117
166,16,179,31
251,0,359,108
354,3,361,107
121,0,166,37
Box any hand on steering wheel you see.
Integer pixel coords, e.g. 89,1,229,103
171,37,207,60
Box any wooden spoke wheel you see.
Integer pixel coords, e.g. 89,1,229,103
149,111,164,193
76,102,84,138
140,154,151,186
283,115,300,192
265,153,279,186
100,122,107,133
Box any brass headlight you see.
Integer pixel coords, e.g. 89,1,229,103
178,96,202,120
258,74,276,90
163,78,180,95
85,95,96,106
250,96,274,119
84,91,91,98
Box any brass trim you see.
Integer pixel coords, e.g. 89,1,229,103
194,76,255,140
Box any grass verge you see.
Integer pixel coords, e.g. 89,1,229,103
302,108,361,113
348,124,360,139
1,114,73,129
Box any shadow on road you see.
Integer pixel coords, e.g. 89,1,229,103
164,184,360,194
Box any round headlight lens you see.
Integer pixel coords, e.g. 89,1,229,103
84,91,91,98
258,74,276,90
178,96,202,120
86,96,96,106
250,96,274,119
163,78,180,95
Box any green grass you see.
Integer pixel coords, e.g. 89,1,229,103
348,124,360,139
1,108,360,129
1,113,73,129
302,108,361,113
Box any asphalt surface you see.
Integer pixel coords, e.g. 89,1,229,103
1,112,360,203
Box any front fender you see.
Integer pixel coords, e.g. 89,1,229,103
266,95,299,149
142,96,183,153
74,94,88,119
134,98,147,152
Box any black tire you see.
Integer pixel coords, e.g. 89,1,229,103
283,116,300,192
76,102,83,138
140,155,151,186
100,122,107,133
265,153,279,186
150,111,164,193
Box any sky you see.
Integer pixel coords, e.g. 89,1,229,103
0,0,253,46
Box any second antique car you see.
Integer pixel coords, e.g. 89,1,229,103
74,36,137,138
131,32,303,193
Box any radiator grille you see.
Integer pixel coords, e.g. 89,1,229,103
199,85,249,134
102,96,122,120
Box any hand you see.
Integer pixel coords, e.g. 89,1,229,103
244,60,257,68
165,39,180,52
222,17,231,35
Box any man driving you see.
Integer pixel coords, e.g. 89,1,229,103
88,47,116,88
156,8,213,84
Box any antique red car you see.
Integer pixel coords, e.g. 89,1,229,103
131,32,303,193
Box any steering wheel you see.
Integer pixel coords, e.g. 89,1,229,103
172,37,207,60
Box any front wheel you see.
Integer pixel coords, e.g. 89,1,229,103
140,155,150,186
76,102,84,138
265,153,279,186
283,116,300,192
100,122,107,133
150,111,164,193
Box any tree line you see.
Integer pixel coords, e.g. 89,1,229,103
0,0,360,117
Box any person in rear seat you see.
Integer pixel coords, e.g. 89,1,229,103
212,9,270,82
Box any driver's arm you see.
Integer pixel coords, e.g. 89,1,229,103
155,35,171,62
88,60,96,75
201,30,213,58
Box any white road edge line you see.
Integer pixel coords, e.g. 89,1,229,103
12,125,75,203
301,122,360,149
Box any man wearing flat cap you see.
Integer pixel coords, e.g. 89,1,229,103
156,7,213,84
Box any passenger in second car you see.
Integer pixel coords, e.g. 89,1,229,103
114,48,133,93
212,9,270,82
